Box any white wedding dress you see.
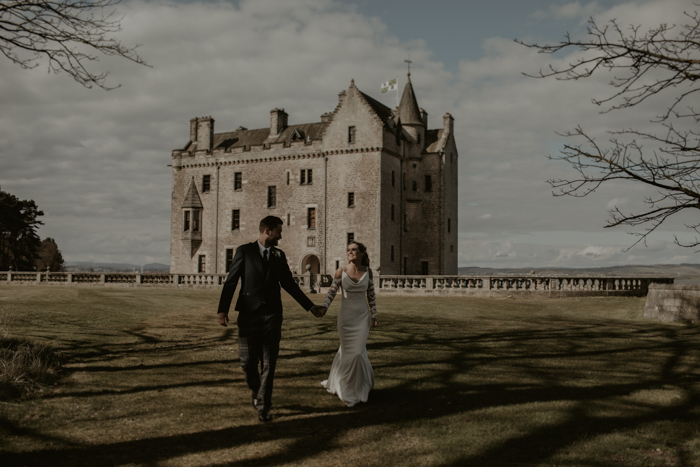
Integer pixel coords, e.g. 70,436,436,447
321,269,377,407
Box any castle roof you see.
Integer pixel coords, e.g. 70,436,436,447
359,91,396,132
212,122,328,151
398,76,423,126
181,177,203,208
425,129,445,153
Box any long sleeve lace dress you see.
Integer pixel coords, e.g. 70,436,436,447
320,268,377,407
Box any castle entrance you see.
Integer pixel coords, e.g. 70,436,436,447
301,254,320,275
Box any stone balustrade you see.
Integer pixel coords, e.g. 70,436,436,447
1,271,316,292
1,271,673,297
371,275,673,297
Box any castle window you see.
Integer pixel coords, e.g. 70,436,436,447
202,175,211,192
391,204,395,221
286,172,290,185
267,186,276,208
425,175,432,192
391,170,395,187
412,180,418,191
307,236,315,247
348,192,355,208
234,172,242,191
348,126,356,144
184,211,190,231
232,209,240,230
448,218,451,233
287,213,290,225
198,255,206,273
347,232,354,244
300,169,313,185
421,261,429,275
391,245,394,262
226,248,234,272
307,207,316,229
192,210,200,232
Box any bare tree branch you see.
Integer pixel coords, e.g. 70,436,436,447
518,7,700,250
0,0,149,90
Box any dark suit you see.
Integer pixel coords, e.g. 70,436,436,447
217,241,314,412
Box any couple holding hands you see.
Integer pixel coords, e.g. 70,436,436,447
217,215,378,422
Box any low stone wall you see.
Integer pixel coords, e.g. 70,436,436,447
644,283,700,323
1,271,673,298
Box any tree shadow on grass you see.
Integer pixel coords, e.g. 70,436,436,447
3,310,700,466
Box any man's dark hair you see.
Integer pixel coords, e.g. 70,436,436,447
259,216,283,233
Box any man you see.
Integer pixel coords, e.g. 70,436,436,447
217,215,325,422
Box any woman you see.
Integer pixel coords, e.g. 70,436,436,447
320,241,378,407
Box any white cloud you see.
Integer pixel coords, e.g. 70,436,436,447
1,0,698,268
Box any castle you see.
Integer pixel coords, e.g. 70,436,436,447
170,74,458,276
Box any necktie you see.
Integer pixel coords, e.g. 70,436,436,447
263,249,269,274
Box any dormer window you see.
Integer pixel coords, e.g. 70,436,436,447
291,129,306,141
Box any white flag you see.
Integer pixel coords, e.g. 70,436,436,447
381,78,398,94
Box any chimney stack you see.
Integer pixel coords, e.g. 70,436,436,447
443,113,453,135
196,116,214,152
270,108,288,137
420,108,428,128
190,118,197,143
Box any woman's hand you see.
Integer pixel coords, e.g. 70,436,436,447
371,317,378,328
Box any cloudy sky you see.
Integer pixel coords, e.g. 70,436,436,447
1,0,698,268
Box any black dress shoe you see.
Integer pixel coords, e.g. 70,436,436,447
258,410,272,423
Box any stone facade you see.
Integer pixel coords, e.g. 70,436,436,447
170,75,459,275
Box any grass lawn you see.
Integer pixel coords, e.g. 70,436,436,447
0,286,699,466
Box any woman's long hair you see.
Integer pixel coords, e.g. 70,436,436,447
348,241,370,267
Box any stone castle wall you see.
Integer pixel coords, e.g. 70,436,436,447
170,79,458,276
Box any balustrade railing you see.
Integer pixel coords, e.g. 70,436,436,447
1,271,673,296
1,271,314,291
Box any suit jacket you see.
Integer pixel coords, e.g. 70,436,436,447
217,241,314,316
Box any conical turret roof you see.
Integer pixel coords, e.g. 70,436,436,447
398,75,424,126
181,177,203,209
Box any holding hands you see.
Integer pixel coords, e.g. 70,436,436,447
310,305,327,317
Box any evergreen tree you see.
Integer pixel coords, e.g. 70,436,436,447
0,189,44,271
35,237,65,272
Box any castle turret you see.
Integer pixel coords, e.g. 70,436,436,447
398,73,425,143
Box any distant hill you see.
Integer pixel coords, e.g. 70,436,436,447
65,262,170,273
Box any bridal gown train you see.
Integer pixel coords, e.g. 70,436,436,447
321,270,376,407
